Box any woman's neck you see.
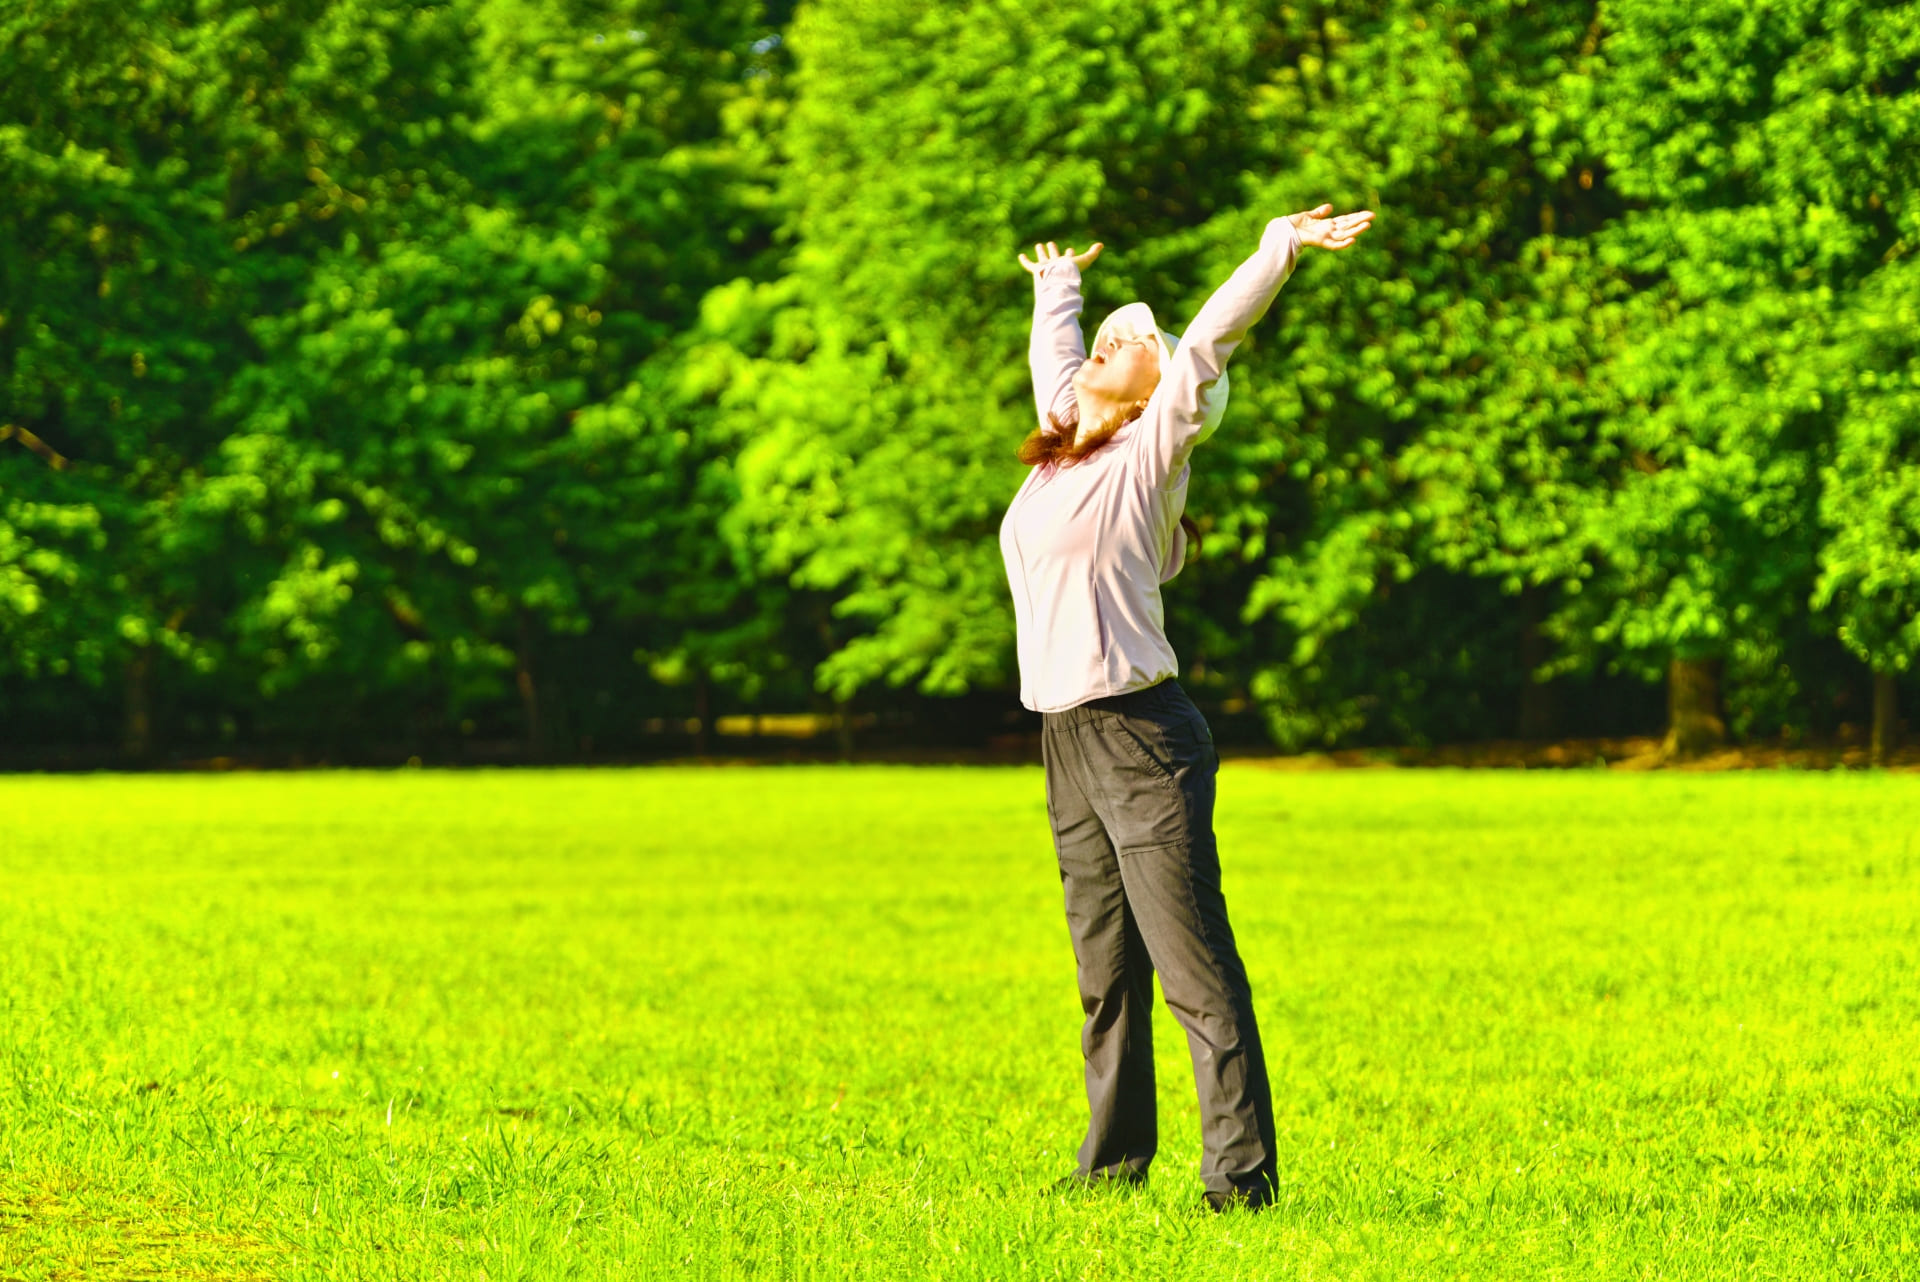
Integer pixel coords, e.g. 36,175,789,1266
1074,391,1131,447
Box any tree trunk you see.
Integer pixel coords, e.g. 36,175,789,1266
1872,670,1899,766
1516,587,1555,740
834,696,854,761
1663,656,1726,760
516,611,543,760
693,672,711,757
123,646,153,762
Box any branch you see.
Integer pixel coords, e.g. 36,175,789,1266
0,425,70,470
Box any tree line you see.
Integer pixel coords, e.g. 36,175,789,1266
2,0,1916,763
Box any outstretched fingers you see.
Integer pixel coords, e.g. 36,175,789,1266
1310,207,1377,251
1337,209,1377,247
1019,238,1105,275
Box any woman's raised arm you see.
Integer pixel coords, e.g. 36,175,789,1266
1019,241,1102,431
1134,206,1374,488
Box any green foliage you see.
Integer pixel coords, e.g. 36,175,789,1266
0,484,109,679
710,0,1206,700
3,0,1917,751
197,0,790,723
2,0,790,747
0,0,277,691
1816,261,1920,674
1211,0,1617,745
701,0,1621,740
1564,0,1920,731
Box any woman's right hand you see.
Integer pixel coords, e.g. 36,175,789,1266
1018,241,1103,276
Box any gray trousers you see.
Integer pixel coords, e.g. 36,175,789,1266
1041,678,1276,1196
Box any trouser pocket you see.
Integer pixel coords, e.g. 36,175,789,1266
1079,707,1216,855
1109,703,1214,781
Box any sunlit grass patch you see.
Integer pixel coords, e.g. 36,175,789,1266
2,767,1917,1279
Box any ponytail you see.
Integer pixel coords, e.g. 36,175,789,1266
1178,513,1203,559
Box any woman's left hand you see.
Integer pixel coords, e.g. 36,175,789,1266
1280,204,1376,251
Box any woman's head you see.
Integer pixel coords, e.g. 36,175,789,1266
1074,328,1161,406
1073,302,1173,412
1022,302,1178,469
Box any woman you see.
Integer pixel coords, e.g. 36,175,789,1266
1000,203,1375,1211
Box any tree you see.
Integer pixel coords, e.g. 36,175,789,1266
1572,0,1920,757
709,0,1598,746
0,0,326,755
1816,261,1920,762
2,0,794,758
1216,0,1620,747
185,0,792,754
708,0,1293,709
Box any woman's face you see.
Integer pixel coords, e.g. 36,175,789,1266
1075,331,1161,406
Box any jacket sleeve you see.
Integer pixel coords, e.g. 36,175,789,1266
1029,258,1087,431
1133,218,1300,488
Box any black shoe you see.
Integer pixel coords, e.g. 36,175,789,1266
1049,1166,1148,1195
1203,1182,1274,1213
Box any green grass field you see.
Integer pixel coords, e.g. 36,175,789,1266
2,766,1917,1280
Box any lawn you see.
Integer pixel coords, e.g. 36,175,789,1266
1,766,1917,1280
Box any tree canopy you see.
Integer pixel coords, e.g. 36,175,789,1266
3,0,1915,762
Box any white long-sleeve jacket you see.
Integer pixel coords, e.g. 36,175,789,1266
998,221,1300,713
